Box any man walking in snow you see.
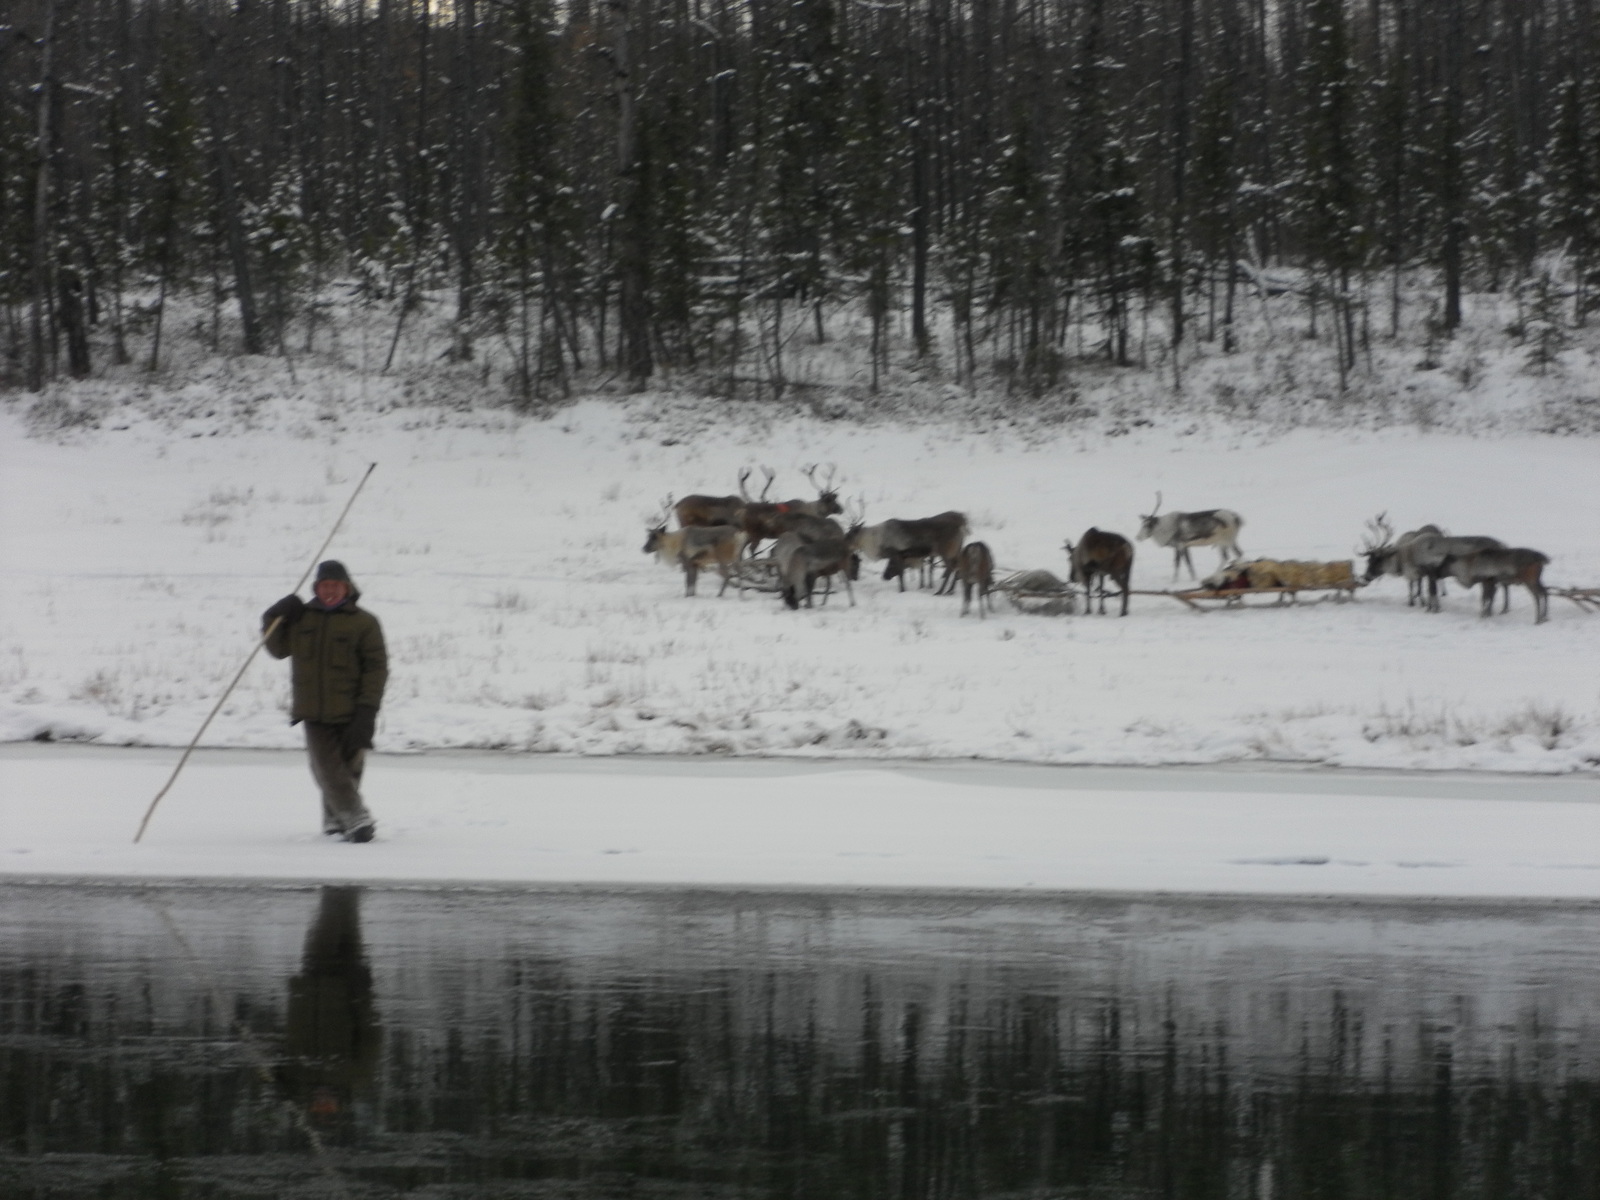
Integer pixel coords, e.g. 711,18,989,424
262,561,388,843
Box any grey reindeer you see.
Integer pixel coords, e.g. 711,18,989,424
1405,530,1507,613
1136,493,1244,580
1444,547,1551,624
1359,512,1444,608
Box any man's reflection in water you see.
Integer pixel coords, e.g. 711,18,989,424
276,886,380,1141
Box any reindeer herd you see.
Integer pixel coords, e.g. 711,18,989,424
642,468,1557,625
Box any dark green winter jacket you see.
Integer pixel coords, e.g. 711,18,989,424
264,586,388,725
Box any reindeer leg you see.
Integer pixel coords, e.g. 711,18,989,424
683,562,699,596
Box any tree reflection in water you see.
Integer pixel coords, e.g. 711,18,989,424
3,884,1600,1197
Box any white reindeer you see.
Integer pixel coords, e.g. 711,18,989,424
1136,493,1244,580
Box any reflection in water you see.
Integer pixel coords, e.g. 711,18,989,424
277,887,380,1139
3,884,1600,1197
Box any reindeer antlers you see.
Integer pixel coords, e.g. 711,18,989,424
737,466,776,502
1360,511,1394,553
803,462,840,495
649,494,675,528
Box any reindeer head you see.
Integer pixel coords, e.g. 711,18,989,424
1135,492,1163,540
1062,538,1082,583
642,496,674,552
842,495,868,540
804,464,843,515
1359,512,1395,580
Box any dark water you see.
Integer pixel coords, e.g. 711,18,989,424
5,883,1600,1198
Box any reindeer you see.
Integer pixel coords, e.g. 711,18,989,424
1136,493,1245,580
853,511,970,593
954,541,996,617
1359,513,1444,607
1443,547,1550,623
643,500,748,596
740,464,845,556
673,468,752,529
1405,530,1507,613
774,527,857,610
1064,528,1134,616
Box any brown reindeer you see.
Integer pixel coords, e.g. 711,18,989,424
673,468,752,529
739,465,845,556
1064,528,1134,615
955,541,996,617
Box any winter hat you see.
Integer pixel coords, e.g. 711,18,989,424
315,560,353,584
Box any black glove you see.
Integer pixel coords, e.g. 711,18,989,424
341,705,378,756
262,594,305,629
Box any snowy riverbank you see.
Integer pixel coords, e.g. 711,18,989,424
3,394,1598,772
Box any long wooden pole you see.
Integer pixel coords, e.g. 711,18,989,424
133,463,379,843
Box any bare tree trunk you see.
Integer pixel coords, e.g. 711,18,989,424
58,266,90,377
451,0,480,362
205,26,264,356
27,0,58,392
1170,0,1193,370
610,0,652,388
148,266,168,372
1441,0,1465,331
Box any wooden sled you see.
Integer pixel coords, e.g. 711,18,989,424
1553,587,1600,613
1151,581,1364,611
995,570,1078,615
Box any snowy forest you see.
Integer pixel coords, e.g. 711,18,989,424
3,0,1598,405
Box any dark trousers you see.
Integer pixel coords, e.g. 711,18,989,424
304,721,373,833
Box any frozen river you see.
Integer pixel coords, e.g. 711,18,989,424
6,749,1600,1194
2,744,1598,896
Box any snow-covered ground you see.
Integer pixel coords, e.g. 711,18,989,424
2,369,1598,896
5,746,1600,898
3,393,1597,771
